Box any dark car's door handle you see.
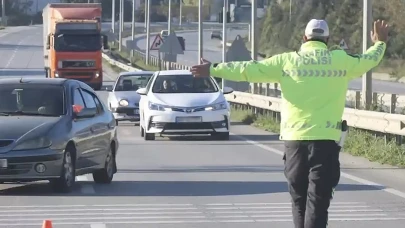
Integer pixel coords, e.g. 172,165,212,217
90,127,95,133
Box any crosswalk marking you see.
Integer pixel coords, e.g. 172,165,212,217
0,202,403,226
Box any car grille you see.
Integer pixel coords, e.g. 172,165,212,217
171,107,205,113
163,122,213,130
62,60,95,68
0,164,31,175
0,140,14,148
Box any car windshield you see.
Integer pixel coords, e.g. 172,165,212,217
54,33,102,52
0,85,65,116
152,74,218,93
114,74,153,91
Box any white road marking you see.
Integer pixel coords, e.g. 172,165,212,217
230,133,405,200
90,223,106,228
75,175,88,182
0,202,400,225
75,175,95,194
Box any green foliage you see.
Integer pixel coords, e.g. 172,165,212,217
259,0,405,60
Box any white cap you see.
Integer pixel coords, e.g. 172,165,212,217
305,19,329,39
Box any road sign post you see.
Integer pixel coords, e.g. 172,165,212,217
339,39,349,50
159,31,184,66
224,35,251,92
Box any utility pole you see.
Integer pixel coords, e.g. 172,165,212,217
120,0,124,32
289,0,292,21
168,0,172,34
131,0,136,58
179,0,183,27
146,0,151,65
144,0,147,28
112,0,115,33
221,0,228,89
362,0,372,110
251,0,258,94
198,0,203,62
119,0,123,51
1,0,6,27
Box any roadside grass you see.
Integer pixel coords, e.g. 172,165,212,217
229,106,405,168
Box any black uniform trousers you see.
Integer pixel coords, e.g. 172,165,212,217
283,140,341,228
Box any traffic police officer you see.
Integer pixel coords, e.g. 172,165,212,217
190,19,389,228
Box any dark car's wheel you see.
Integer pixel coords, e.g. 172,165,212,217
144,131,155,140
211,132,230,140
50,150,75,193
93,146,115,184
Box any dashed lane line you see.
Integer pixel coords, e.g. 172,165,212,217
230,133,405,200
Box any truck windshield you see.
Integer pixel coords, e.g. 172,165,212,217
54,34,101,52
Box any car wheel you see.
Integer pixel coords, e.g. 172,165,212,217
140,125,145,137
144,131,155,141
50,150,76,193
93,146,115,184
211,132,230,140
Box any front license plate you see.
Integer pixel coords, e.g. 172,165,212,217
176,116,202,123
0,159,7,169
134,109,139,114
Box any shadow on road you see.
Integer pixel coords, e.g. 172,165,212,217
0,180,383,196
0,70,45,77
164,134,279,142
117,165,285,173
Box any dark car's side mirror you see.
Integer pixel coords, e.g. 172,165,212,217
73,105,97,119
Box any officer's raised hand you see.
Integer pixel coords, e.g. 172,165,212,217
371,20,389,43
190,58,211,77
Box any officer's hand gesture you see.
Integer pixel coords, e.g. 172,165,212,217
371,20,389,43
190,58,211,77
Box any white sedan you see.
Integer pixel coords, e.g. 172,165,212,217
106,71,154,125
136,70,234,140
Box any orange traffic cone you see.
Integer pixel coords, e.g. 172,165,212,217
42,220,52,228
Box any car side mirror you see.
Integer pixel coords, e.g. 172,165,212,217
136,88,147,95
101,85,113,91
72,105,97,119
222,86,234,94
102,34,109,50
46,34,50,50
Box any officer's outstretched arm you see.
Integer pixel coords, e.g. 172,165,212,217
345,41,386,80
209,54,283,83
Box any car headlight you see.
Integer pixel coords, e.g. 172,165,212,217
148,101,166,111
118,99,129,106
12,137,52,151
205,102,228,111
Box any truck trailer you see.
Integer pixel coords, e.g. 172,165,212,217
43,3,108,90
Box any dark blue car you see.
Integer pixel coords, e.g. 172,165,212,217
0,78,119,193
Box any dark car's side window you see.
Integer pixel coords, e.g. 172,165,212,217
81,89,97,110
93,95,104,114
73,88,85,107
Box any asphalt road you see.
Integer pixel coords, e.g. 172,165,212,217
1,25,405,228
133,30,405,95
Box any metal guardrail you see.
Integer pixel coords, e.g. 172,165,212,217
102,52,405,140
